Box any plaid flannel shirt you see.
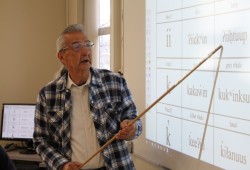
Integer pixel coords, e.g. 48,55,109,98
33,67,142,170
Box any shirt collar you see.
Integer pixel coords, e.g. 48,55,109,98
66,72,91,89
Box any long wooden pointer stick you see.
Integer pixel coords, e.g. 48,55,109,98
79,45,223,168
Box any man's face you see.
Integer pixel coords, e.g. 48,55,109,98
57,32,92,79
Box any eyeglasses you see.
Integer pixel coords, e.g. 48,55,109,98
60,42,94,52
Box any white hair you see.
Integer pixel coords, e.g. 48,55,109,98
56,24,86,53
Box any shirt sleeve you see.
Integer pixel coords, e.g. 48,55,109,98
120,77,142,139
33,90,68,170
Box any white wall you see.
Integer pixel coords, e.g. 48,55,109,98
0,0,67,146
122,0,162,169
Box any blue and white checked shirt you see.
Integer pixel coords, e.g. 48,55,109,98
33,67,142,170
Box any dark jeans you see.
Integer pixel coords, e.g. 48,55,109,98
0,145,16,170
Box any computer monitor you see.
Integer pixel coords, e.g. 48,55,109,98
0,103,36,146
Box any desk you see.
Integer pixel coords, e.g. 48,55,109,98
7,150,46,169
7,150,42,162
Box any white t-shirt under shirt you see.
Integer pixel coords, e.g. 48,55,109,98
67,74,105,169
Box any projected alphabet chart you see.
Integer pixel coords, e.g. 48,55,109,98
146,1,250,169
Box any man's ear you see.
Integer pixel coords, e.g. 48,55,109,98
57,52,62,60
57,52,65,65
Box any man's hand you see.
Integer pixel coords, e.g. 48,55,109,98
117,119,137,140
62,162,82,170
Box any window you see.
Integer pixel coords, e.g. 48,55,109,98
83,0,121,72
99,0,110,70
